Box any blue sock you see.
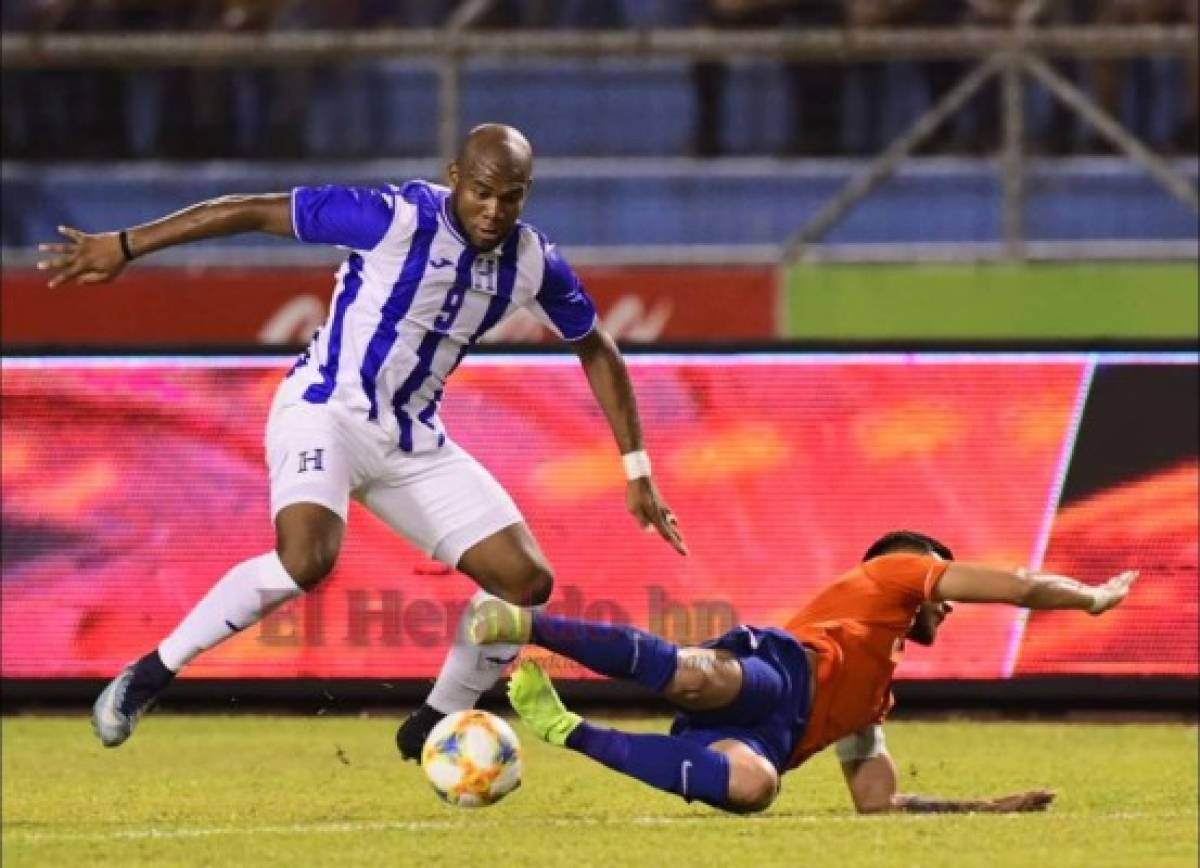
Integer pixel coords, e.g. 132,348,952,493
566,722,731,808
531,613,678,692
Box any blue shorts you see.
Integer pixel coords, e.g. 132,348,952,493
669,626,812,773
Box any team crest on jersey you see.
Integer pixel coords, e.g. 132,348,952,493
472,256,499,295
297,449,326,473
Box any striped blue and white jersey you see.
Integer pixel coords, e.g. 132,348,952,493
279,180,597,453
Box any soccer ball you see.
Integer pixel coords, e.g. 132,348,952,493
421,710,522,807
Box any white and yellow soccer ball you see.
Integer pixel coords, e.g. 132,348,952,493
421,710,522,807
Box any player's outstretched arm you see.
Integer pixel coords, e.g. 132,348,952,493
37,193,294,288
840,744,1055,815
933,564,1138,615
571,327,688,556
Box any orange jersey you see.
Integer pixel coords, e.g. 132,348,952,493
784,553,948,769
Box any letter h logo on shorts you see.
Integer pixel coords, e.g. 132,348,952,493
297,448,326,473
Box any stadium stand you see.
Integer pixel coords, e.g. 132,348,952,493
2,0,1196,160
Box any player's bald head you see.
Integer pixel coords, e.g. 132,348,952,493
456,124,533,182
447,124,534,249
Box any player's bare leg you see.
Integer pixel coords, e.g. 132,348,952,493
455,522,554,607
91,503,341,747
707,739,780,814
396,522,554,761
663,647,744,712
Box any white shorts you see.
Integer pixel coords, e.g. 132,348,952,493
264,397,524,567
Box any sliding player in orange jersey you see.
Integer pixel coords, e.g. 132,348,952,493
472,530,1137,814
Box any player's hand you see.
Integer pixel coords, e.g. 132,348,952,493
1088,570,1139,615
37,225,127,288
986,789,1056,813
626,477,688,557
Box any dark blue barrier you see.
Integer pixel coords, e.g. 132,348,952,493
3,159,1195,250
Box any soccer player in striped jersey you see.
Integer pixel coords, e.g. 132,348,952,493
472,531,1138,814
39,124,688,750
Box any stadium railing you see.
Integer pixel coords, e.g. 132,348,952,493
3,23,1197,262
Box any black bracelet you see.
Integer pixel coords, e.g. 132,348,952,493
118,229,135,262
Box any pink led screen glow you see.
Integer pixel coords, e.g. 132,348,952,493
2,354,1195,680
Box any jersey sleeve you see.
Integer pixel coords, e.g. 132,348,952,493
291,185,398,251
532,241,598,342
862,554,949,608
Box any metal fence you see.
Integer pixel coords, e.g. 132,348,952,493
3,22,1197,262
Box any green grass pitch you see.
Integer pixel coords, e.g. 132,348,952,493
3,715,1196,867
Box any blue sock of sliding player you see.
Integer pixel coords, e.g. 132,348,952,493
531,613,678,692
566,723,731,807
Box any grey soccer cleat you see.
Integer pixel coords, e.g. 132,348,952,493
91,654,171,748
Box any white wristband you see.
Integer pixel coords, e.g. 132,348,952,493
622,450,652,481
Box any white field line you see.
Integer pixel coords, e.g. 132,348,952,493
5,809,1194,845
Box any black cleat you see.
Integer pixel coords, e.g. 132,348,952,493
396,703,446,762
